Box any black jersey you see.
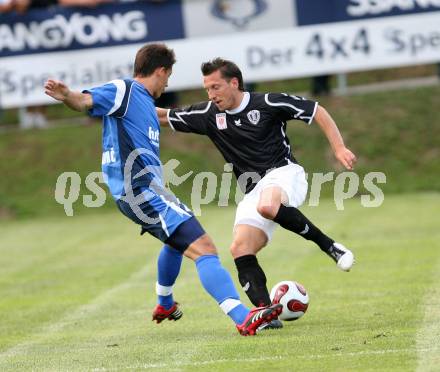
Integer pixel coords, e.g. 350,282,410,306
168,92,318,193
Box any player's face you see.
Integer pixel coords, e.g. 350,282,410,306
203,70,240,111
156,67,172,98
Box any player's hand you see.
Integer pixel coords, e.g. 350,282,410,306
335,147,357,170
44,79,70,102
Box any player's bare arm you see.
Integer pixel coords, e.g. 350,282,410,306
156,107,169,127
314,105,357,170
44,79,93,112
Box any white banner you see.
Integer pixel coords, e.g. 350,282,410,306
1,12,439,108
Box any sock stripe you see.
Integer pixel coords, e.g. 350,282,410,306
156,282,173,296
219,298,242,314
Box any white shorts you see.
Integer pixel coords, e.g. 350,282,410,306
234,163,308,242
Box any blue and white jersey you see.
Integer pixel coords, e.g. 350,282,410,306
84,79,162,200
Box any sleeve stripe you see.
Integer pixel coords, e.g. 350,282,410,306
265,93,317,122
169,101,212,127
174,101,212,124
113,80,134,118
176,101,212,116
175,112,188,125
107,79,126,115
307,102,319,125
167,109,176,131
265,93,305,118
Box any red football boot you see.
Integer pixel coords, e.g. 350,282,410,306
152,302,183,324
236,303,282,336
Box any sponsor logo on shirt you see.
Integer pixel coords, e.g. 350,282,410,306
102,148,116,165
234,119,242,126
247,109,260,125
148,127,159,147
216,113,228,130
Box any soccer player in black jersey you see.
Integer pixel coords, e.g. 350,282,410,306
157,58,357,328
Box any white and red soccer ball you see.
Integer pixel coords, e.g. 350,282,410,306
270,280,309,321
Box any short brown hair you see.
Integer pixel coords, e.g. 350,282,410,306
134,43,176,77
201,58,244,91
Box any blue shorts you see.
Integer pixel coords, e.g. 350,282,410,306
116,187,205,252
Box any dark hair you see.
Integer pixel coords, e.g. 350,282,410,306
133,43,176,77
201,58,244,91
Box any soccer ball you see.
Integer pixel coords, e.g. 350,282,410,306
270,280,309,321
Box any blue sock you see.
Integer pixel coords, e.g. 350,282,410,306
156,245,183,310
195,255,249,325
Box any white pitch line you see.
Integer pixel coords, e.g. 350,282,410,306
0,264,150,362
416,258,440,371
92,356,284,371
90,347,440,371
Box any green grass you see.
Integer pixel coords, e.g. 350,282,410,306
1,193,439,371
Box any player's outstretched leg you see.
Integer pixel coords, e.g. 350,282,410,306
273,205,355,271
152,244,184,323
325,242,354,271
257,187,354,271
195,254,281,336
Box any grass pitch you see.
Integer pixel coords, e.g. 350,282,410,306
0,193,439,371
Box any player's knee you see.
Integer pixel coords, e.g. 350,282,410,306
257,204,279,220
196,234,217,254
185,234,218,260
230,240,252,258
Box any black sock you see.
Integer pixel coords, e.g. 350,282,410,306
234,255,271,307
273,205,334,252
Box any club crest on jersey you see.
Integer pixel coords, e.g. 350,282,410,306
216,113,228,130
247,110,260,125
210,0,268,29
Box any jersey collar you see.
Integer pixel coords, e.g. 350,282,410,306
225,92,250,115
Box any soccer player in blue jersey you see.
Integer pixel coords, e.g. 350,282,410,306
44,43,281,336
